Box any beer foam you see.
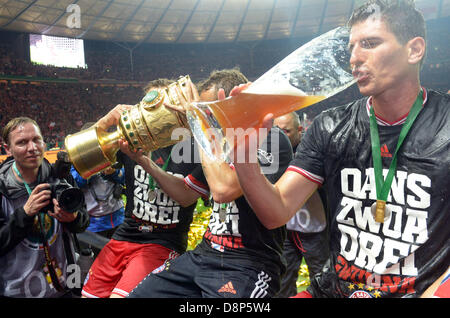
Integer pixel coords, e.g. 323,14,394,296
244,81,307,97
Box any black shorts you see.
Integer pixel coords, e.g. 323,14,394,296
128,250,281,298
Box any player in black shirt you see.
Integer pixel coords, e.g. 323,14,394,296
81,79,208,298
128,69,293,298
230,0,449,298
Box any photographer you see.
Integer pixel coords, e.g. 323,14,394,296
0,117,89,298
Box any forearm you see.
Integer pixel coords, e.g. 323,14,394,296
137,156,199,207
233,162,284,228
96,104,133,131
200,151,242,203
234,163,316,229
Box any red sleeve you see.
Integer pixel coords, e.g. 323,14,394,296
184,174,209,199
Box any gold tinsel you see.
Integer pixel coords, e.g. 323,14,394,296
187,199,212,250
296,264,311,288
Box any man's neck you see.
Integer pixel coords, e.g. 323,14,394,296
13,164,39,184
371,82,421,123
292,143,299,154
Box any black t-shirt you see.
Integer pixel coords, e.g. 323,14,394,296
112,139,207,254
290,89,450,297
194,127,293,273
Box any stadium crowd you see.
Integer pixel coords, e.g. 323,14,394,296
0,81,143,149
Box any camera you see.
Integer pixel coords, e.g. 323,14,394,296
43,178,85,214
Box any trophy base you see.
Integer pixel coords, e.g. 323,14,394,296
65,125,120,179
187,102,231,163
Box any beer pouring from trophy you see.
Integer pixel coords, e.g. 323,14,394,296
65,76,191,179
186,27,356,162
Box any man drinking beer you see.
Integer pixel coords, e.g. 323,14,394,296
230,0,449,298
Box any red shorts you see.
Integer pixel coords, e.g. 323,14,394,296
81,239,179,298
291,290,313,298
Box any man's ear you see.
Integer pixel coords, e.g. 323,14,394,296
407,37,426,65
4,144,11,156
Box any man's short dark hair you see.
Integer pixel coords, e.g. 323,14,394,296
347,0,426,46
2,117,41,146
143,78,175,93
198,68,248,97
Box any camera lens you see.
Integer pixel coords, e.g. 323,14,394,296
58,188,84,213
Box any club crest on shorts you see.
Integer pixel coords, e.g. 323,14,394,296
152,263,166,274
349,290,373,298
152,260,171,274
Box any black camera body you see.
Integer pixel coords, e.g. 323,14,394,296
43,178,85,214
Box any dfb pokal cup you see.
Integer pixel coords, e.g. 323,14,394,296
65,76,191,179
